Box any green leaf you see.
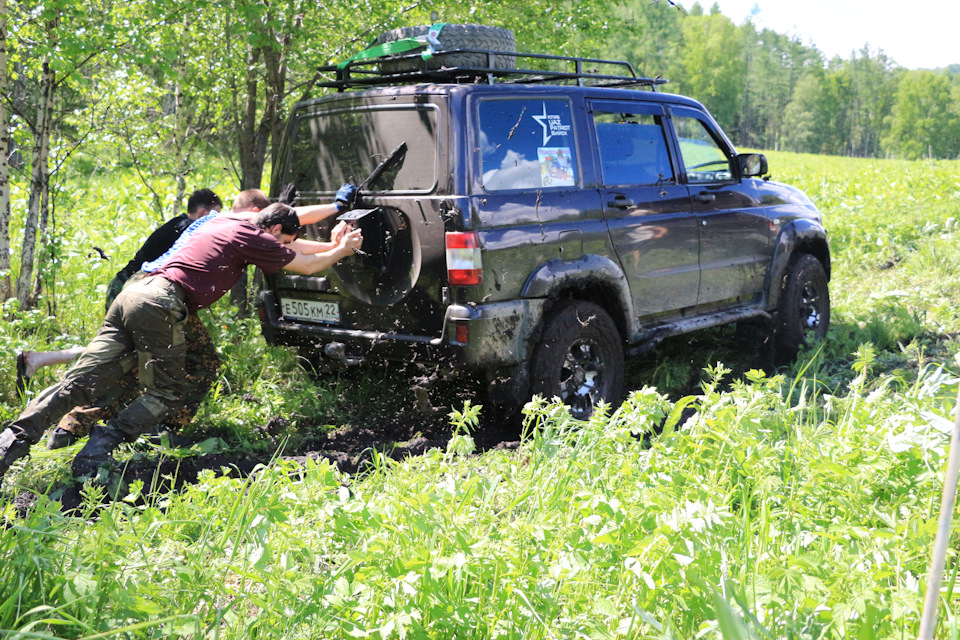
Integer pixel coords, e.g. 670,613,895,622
711,589,750,640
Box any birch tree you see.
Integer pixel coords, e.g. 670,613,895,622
7,0,199,308
0,0,10,301
15,16,55,309
6,0,135,308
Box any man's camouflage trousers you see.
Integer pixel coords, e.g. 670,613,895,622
54,312,220,438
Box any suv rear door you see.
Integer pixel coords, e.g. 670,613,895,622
470,95,608,304
589,99,699,317
269,98,447,335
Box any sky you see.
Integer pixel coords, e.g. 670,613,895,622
690,0,960,70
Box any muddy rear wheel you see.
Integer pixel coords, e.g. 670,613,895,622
530,301,624,420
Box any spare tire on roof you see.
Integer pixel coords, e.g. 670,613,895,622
372,24,516,74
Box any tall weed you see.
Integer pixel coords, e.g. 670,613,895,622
3,362,958,638
2,153,960,638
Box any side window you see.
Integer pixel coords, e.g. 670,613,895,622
479,99,578,191
593,111,674,186
673,116,733,183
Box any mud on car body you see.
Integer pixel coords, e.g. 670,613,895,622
257,24,830,419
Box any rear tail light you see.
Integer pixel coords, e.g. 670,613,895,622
446,232,482,286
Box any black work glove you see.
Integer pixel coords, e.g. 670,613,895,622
278,183,300,205
335,183,360,212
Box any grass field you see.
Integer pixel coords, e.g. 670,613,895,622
2,151,960,638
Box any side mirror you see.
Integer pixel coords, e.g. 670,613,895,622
738,153,768,178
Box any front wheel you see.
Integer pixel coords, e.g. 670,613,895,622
775,254,830,364
530,301,624,420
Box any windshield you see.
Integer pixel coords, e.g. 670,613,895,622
284,105,438,193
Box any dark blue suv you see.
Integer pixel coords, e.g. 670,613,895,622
258,26,830,419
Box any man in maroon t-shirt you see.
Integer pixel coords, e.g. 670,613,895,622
0,203,362,484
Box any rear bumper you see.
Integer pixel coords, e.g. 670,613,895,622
258,290,544,370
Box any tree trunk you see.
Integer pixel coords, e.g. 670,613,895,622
230,42,265,316
28,168,50,309
170,15,190,218
261,39,287,178
17,55,54,309
231,21,290,316
238,43,262,191
172,78,187,217
0,0,12,301
238,31,288,191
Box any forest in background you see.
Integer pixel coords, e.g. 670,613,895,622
601,2,960,160
1,0,959,313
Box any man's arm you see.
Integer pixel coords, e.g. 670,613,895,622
288,238,337,255
293,203,341,226
282,227,363,275
232,202,340,226
286,222,351,256
292,184,357,225
234,183,356,225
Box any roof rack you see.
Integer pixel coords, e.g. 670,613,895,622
318,49,668,92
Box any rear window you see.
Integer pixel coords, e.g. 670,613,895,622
284,105,439,193
479,98,579,191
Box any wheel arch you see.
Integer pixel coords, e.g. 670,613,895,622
765,220,831,310
773,252,831,365
520,255,633,344
528,298,626,420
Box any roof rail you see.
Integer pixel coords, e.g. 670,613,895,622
318,49,668,92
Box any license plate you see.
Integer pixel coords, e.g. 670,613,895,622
280,298,341,324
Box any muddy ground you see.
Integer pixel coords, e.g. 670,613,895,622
8,327,769,516
10,408,524,516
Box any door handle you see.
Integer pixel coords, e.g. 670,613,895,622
693,192,716,203
607,196,635,209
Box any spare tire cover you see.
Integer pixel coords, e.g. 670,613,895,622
332,206,420,307
372,24,516,73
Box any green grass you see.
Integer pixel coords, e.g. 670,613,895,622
2,367,958,638
3,152,960,637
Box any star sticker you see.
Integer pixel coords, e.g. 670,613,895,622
532,103,552,147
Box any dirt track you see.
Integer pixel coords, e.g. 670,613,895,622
10,410,523,516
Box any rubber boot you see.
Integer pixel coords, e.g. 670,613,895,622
47,427,80,450
71,425,125,481
0,428,32,486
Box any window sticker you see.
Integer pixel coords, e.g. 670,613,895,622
538,147,575,187
532,103,572,146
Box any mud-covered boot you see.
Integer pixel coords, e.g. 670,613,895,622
71,425,125,482
47,427,80,450
0,428,32,486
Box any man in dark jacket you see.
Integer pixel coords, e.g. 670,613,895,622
17,188,224,393
105,189,223,307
